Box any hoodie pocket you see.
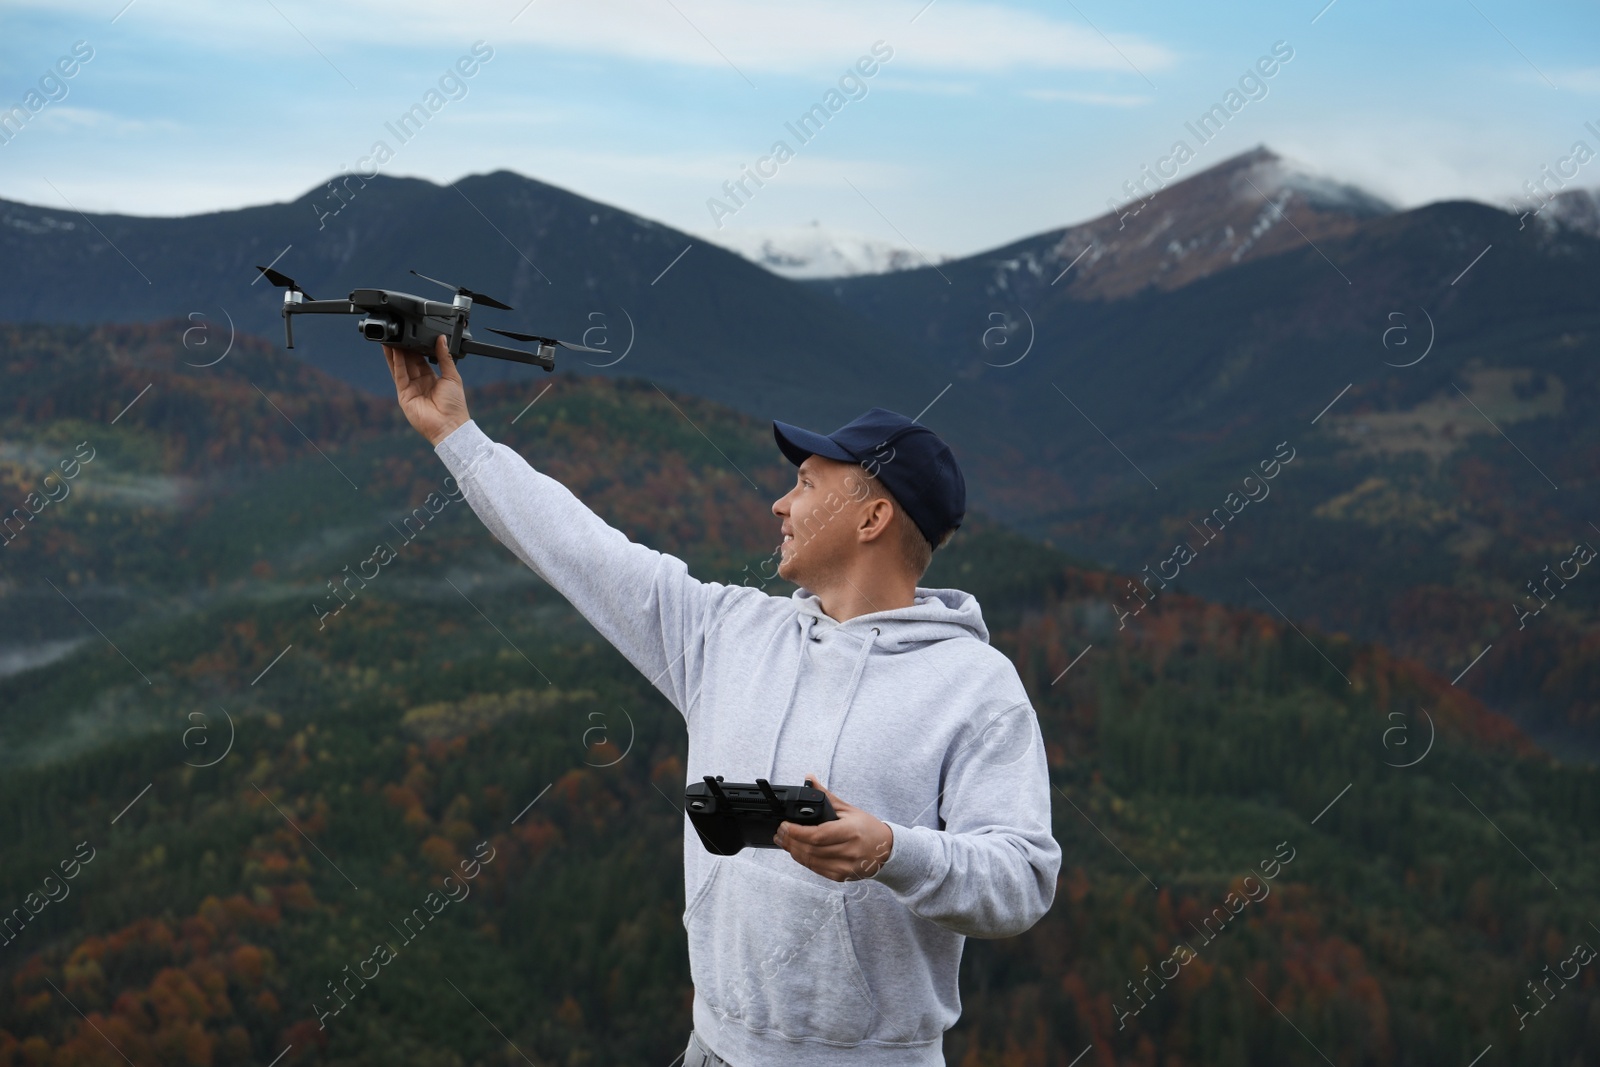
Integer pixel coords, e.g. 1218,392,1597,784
686,854,881,1045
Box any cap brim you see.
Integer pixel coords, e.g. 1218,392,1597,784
772,420,856,466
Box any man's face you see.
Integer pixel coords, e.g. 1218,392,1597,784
771,455,874,586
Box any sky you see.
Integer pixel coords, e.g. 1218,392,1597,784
2,0,1600,258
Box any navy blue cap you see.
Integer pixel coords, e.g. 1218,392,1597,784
772,407,966,548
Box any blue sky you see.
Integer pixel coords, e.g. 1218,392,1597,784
2,0,1599,257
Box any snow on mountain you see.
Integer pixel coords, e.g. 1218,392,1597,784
1540,187,1600,238
707,221,946,280
1235,148,1397,216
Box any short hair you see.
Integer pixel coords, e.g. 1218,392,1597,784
854,468,953,580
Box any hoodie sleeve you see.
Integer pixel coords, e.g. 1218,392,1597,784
432,418,744,715
869,678,1061,939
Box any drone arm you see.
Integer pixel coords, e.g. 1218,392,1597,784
458,335,555,372
287,299,359,314
448,309,466,360
280,298,360,349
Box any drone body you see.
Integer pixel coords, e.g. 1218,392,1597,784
254,267,603,372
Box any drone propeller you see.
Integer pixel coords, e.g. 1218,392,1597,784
485,327,609,354
409,269,513,311
255,266,314,300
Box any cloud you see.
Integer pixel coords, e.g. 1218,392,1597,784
1547,67,1600,92
1263,115,1565,213
873,78,979,95
14,0,1178,77
1021,89,1153,107
29,106,183,135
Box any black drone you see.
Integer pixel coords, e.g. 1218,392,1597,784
254,266,602,372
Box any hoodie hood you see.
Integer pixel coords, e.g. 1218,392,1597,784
771,587,992,786
789,585,991,650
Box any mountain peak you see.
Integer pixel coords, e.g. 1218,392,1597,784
948,145,1396,302
1218,144,1396,216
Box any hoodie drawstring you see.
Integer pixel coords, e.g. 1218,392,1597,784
822,625,879,786
762,614,817,778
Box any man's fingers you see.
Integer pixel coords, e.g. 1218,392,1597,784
806,774,855,814
808,772,847,802
434,334,462,384
385,344,428,391
779,819,853,847
383,345,408,392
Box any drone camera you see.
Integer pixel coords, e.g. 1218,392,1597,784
358,316,401,342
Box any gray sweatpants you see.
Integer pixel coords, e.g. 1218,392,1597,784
682,1029,736,1066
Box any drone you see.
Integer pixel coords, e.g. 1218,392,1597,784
253,266,603,372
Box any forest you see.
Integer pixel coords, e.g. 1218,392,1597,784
0,323,1596,1065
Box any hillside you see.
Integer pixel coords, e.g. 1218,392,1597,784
5,150,1596,759
1,321,1597,1066
0,170,936,432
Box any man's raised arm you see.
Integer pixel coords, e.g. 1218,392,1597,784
386,337,742,714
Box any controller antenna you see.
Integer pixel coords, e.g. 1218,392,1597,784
703,775,729,804
755,778,784,815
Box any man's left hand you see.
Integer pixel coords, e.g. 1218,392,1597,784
774,774,894,881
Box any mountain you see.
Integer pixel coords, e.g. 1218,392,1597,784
807,146,1393,308
4,148,1600,762
808,146,1600,762
706,221,940,279
0,170,939,433
1,320,1596,1066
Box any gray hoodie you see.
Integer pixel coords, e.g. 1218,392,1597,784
434,419,1060,1066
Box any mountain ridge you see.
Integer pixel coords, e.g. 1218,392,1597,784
6,148,1600,763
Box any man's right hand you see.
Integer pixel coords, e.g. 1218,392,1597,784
385,334,470,447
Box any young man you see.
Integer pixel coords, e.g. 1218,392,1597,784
386,336,1060,1067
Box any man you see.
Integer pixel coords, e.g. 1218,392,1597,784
386,336,1060,1066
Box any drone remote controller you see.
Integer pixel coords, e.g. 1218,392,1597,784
684,776,838,856
253,266,605,372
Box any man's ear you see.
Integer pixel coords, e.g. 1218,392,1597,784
856,496,895,544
